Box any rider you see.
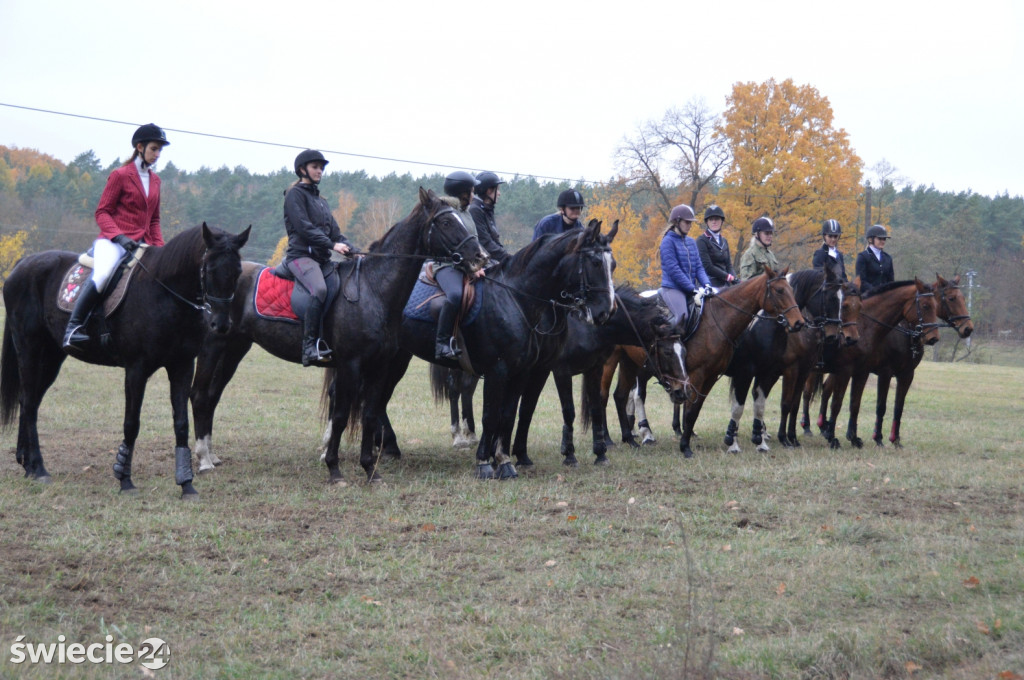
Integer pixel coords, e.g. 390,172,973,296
532,189,586,240
695,204,736,290
469,171,511,265
63,123,169,350
282,149,353,367
855,224,895,294
812,219,848,280
433,171,486,361
659,204,712,325
739,216,780,279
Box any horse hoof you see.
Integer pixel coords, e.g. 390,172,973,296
367,470,385,483
727,444,740,454
120,487,140,495
802,427,812,436
496,463,518,480
476,464,495,480
198,462,215,473
34,474,53,484
328,475,348,486
829,438,841,450
594,455,610,466
562,457,579,468
641,437,656,446
180,491,200,502
682,447,694,459
515,456,535,469
850,437,863,449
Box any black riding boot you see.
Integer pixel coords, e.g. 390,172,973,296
435,302,462,361
301,298,332,367
62,279,101,349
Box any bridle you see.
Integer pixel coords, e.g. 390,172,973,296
424,206,479,267
708,274,800,344
937,283,972,332
860,286,942,342
617,293,686,396
135,246,235,315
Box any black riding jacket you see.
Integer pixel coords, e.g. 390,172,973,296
469,196,510,264
283,182,350,265
695,230,735,287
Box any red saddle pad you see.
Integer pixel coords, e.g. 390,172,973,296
254,267,299,321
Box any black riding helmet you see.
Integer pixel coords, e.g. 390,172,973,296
444,171,479,198
294,149,328,179
752,217,775,234
822,219,841,236
132,123,169,147
866,224,890,240
704,204,725,222
557,189,586,208
474,171,505,197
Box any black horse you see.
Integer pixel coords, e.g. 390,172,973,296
1,224,250,498
721,264,861,454
190,188,485,485
394,220,618,479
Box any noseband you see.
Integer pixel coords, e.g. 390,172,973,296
762,275,800,328
200,253,236,315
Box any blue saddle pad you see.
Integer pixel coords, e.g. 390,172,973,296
403,278,483,326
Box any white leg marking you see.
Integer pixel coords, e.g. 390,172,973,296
196,434,217,472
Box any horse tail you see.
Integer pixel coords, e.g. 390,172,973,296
0,321,20,431
580,372,594,434
806,372,823,405
430,364,454,404
319,367,335,423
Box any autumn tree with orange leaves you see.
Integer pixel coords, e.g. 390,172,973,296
716,79,863,267
586,180,660,288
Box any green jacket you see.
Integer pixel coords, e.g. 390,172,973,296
739,238,779,279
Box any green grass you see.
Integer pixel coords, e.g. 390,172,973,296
1,340,1023,679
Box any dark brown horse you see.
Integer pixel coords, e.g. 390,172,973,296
800,278,943,449
815,274,972,448
190,188,485,485
1,224,250,498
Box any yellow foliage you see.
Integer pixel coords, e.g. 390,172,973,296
717,78,863,268
589,181,660,289
268,235,288,266
0,229,30,285
333,190,358,233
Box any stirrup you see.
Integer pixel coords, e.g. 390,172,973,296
62,324,90,349
436,337,462,360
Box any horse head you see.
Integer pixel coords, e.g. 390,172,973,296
613,284,687,403
838,277,862,346
934,273,973,338
562,219,616,325
907,278,942,346
417,187,487,273
761,265,804,332
201,222,250,334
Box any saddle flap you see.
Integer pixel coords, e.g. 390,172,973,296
57,251,145,317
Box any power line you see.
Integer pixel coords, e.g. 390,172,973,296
1,101,603,187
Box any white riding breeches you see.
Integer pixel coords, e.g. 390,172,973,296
90,238,127,292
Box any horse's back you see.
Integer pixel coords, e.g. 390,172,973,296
3,250,78,313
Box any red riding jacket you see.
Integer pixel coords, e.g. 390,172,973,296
94,163,164,246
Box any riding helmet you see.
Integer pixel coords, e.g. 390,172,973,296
444,171,479,198
866,224,889,240
669,204,696,224
822,219,841,236
752,217,775,234
557,189,586,208
294,149,328,177
474,171,505,196
704,204,725,222
132,123,169,148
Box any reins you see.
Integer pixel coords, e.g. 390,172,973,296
135,249,227,314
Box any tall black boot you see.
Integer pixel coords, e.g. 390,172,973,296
435,302,462,361
63,279,102,349
301,298,332,367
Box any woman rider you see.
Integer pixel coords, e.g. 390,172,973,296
64,123,170,350
659,204,712,326
281,149,353,367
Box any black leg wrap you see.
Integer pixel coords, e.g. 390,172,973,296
175,446,194,485
113,442,132,480
724,419,738,445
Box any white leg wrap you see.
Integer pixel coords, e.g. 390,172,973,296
195,435,217,472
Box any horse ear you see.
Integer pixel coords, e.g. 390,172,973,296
235,225,252,248
951,274,960,285
853,276,862,290
935,272,946,285
763,264,776,278
914,277,925,292
607,219,619,243
584,219,600,241
419,186,430,206
201,222,213,247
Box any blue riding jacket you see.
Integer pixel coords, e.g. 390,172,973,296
660,229,710,293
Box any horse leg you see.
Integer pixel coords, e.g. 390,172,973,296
475,370,508,479
460,374,479,447
679,395,707,459
825,374,851,449
191,336,252,472
511,369,548,468
582,367,610,465
844,371,869,448
779,365,804,447
799,373,817,435
495,379,523,480
553,372,578,465
888,370,914,448
13,345,65,481
818,374,834,436
724,379,746,454
376,355,410,460
116,364,156,494
634,378,657,445
611,361,640,448
323,368,356,486
751,377,776,452
672,403,682,439
447,370,464,448
166,360,198,499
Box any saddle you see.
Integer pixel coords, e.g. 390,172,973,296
57,246,148,315
403,269,483,375
253,265,340,323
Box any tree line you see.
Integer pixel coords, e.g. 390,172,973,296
2,78,1022,337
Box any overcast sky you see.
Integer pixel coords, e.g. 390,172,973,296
2,0,1021,197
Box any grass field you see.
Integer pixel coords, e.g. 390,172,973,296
1,339,1022,679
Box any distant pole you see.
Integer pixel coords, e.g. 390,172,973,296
965,269,977,349
863,185,872,242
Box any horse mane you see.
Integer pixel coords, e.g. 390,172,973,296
503,230,580,278
861,279,918,299
366,202,423,253
787,268,827,307
146,225,207,279
614,283,663,327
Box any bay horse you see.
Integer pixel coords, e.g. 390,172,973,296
506,284,686,468
189,188,486,485
602,267,805,458
721,264,862,454
815,274,971,448
799,278,943,449
396,220,618,479
1,224,250,498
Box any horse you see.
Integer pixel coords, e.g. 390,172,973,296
1,224,250,498
189,188,486,485
816,274,972,448
429,365,480,449
395,220,618,479
798,278,943,449
721,265,863,454
601,267,805,458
